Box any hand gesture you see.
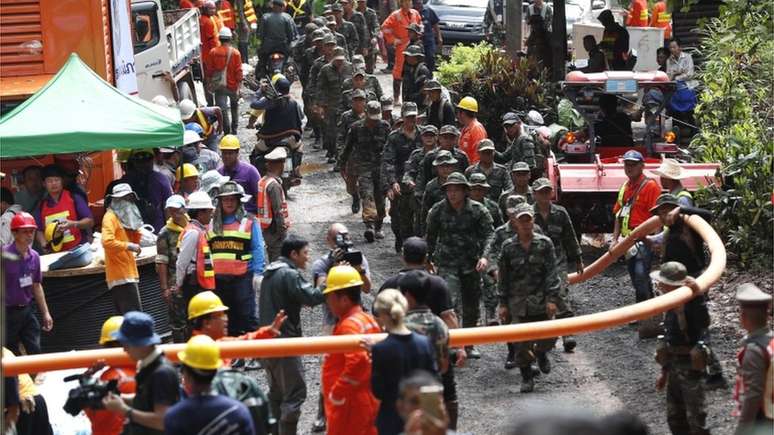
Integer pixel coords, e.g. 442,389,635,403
270,310,287,336
546,302,557,318
475,257,488,272
41,312,53,332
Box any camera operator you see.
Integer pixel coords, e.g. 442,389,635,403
309,223,372,432
102,311,180,435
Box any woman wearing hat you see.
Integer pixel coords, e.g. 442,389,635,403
102,183,144,314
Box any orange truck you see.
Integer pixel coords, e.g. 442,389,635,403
0,0,200,206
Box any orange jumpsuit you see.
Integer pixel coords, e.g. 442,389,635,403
199,14,222,75
458,119,488,165
626,0,648,27
650,1,672,39
322,306,381,435
381,8,422,81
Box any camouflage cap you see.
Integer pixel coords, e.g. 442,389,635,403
305,23,319,33
380,95,394,110
505,195,527,213
325,15,337,25
468,173,491,189
332,46,347,61
323,5,333,14
352,54,366,65
442,172,469,189
511,202,534,218
439,124,460,136
650,261,691,287
331,2,343,12
322,34,337,45
424,79,442,91
353,68,367,77
312,28,326,42
404,45,425,58
501,112,521,125
432,150,458,166
313,17,328,27
649,193,680,214
532,177,552,191
511,161,530,172
735,283,772,305
421,124,439,136
351,88,367,100
402,102,418,117
406,23,423,33
477,139,495,152
367,100,382,119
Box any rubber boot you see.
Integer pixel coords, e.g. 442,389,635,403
392,80,401,105
465,345,481,359
445,400,459,430
351,195,361,214
364,223,375,243
520,366,535,393
504,343,517,370
311,393,326,432
562,335,577,353
536,351,551,374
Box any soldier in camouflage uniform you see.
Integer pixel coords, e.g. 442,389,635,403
401,270,451,374
417,125,469,200
155,195,189,342
340,101,391,242
340,68,383,112
404,125,438,234
651,262,711,435
307,35,338,147
342,0,367,54
336,88,367,201
315,46,352,162
497,202,561,393
381,96,399,128
324,15,350,58
532,177,583,352
382,102,422,251
418,150,457,236
401,45,431,111
426,172,494,359
464,139,513,201
495,112,539,178
467,173,503,325
331,3,360,59
356,0,380,73
498,161,534,221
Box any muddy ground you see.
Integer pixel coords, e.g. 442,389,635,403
233,66,770,435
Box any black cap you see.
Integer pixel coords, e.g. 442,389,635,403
397,269,429,296
42,164,64,179
402,236,428,260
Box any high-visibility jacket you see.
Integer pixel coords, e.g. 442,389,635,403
381,8,421,80
322,306,381,435
208,216,253,276
40,189,82,250
243,0,258,25
218,0,236,29
84,366,136,435
613,176,660,236
199,14,222,68
181,222,216,289
626,0,648,27
287,0,307,19
458,119,488,165
650,1,672,39
256,176,289,230
195,108,215,138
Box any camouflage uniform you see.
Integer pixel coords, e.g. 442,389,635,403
417,147,469,201
337,102,366,188
405,307,450,372
381,114,422,246
315,48,352,158
336,20,360,59
404,136,436,235
497,132,537,173
340,72,383,112
340,114,391,232
155,222,188,342
468,174,504,323
358,5,380,73
426,185,494,329
465,162,513,201
498,187,534,222
401,47,431,111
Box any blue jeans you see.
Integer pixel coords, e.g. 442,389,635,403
627,242,654,302
215,274,258,336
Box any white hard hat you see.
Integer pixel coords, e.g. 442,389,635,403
151,95,171,107
527,110,544,126
265,147,288,161
165,194,187,209
183,130,202,146
218,27,233,39
187,190,215,210
179,99,196,119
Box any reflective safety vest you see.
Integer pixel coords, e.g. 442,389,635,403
256,177,289,230
208,217,253,276
218,0,236,29
195,109,215,138
40,189,82,251
650,1,672,39
244,0,258,25
182,222,216,289
615,177,652,237
287,0,307,19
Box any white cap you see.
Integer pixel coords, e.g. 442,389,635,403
527,110,544,125
165,194,186,209
218,27,232,39
265,147,288,161
179,99,196,119
187,190,215,210
184,130,202,146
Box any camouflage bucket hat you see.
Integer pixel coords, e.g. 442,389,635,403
511,202,534,218
351,88,367,100
312,29,326,42
442,172,469,189
402,102,418,117
421,125,439,136
511,161,530,173
468,173,491,189
505,195,527,214
649,193,680,214
432,150,458,167
650,261,691,287
332,46,347,61
476,139,495,152
439,124,460,136
532,177,552,191
404,45,425,58
367,101,382,119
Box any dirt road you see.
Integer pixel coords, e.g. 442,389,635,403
236,68,740,435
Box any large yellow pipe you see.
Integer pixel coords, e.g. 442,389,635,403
2,215,725,376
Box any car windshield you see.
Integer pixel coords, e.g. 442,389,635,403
430,0,488,8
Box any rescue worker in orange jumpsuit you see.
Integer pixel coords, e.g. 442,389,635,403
217,0,236,30
321,266,381,435
200,1,222,104
626,0,648,27
83,316,137,435
650,0,672,46
380,0,421,104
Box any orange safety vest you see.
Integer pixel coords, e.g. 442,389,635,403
650,1,672,39
208,217,253,276
256,176,289,230
626,0,648,27
40,190,82,250
181,222,216,289
195,109,215,138
243,0,257,25
218,0,236,29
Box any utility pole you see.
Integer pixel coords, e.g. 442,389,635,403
505,0,522,59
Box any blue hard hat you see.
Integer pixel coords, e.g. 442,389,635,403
275,78,291,95
622,150,644,162
185,122,204,136
111,311,161,347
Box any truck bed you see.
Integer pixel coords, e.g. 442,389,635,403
163,8,201,76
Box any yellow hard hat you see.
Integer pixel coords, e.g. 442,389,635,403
271,73,287,86
44,222,64,253
457,96,479,113
323,265,363,294
219,134,241,150
177,335,223,370
116,149,133,163
188,290,229,320
176,163,199,181
99,316,124,345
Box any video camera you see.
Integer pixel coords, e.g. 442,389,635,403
62,373,119,416
334,231,363,267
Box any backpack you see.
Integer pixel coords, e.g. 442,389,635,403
212,368,274,434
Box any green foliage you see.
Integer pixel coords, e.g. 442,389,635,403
691,0,773,269
436,43,556,141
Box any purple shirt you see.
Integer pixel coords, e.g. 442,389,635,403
124,171,173,232
218,161,261,214
34,189,93,242
3,243,42,307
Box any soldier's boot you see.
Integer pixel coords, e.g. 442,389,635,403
280,420,299,435
705,351,728,390
445,400,459,430
392,80,401,105
374,221,385,239
520,366,535,393
394,237,403,254
485,306,499,326
536,351,551,374
311,393,326,432
351,195,361,214
562,335,577,353
364,223,375,243
504,343,517,370
465,346,481,359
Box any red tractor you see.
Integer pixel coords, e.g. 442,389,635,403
547,70,719,234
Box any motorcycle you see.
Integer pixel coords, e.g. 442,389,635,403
262,47,299,84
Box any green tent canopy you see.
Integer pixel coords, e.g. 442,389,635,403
0,53,183,158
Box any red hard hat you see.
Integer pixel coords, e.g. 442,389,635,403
10,212,37,231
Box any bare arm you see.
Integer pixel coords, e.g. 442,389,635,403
32,283,52,331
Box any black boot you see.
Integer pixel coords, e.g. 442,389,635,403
562,335,577,353
504,343,517,370
520,366,535,393
536,351,551,374
311,393,326,432
351,195,360,214
445,400,459,430
364,223,375,243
